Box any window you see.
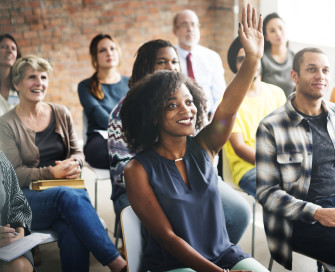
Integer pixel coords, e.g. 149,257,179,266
278,0,335,47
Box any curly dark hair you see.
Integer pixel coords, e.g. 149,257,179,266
128,39,179,88
120,70,207,153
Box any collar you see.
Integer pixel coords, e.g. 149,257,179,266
176,44,198,59
286,92,332,126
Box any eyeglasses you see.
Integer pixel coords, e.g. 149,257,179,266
177,22,200,29
236,56,245,63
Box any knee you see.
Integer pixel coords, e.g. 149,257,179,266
1,256,33,272
57,187,90,208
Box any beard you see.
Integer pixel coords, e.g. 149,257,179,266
180,30,200,48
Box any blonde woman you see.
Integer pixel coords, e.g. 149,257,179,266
0,55,126,272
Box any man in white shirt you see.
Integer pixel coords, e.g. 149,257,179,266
173,9,226,119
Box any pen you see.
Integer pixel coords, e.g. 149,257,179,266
0,225,20,236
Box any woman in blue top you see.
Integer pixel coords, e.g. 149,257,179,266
78,34,129,169
121,5,268,272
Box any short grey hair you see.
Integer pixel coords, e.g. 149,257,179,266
12,55,53,85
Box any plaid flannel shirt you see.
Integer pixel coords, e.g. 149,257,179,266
256,93,335,269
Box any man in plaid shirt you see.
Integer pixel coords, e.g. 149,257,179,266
256,47,335,270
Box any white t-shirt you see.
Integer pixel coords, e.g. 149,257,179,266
0,89,19,117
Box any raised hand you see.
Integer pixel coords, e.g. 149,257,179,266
238,3,263,60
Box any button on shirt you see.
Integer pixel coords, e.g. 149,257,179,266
176,44,226,114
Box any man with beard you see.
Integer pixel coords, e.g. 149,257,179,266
173,9,226,120
256,48,335,269
224,37,285,198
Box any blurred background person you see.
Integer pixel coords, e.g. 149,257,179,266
0,34,21,117
224,36,286,197
173,9,226,121
78,34,129,169
261,13,295,97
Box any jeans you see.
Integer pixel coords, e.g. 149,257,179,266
113,176,251,245
84,133,109,169
292,196,335,265
217,176,251,244
23,187,120,272
238,168,256,198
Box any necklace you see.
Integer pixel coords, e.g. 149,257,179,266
175,158,183,162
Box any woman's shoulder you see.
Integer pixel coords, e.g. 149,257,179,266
48,103,71,118
121,75,130,82
78,78,90,91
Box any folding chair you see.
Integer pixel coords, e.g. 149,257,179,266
121,206,144,272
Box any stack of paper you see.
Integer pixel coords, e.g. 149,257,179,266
0,233,51,262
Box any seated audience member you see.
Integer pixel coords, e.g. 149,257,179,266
0,55,126,272
256,48,335,269
0,34,21,117
261,13,295,97
78,34,129,169
0,150,34,272
121,6,268,271
224,36,286,198
172,9,226,120
108,39,251,245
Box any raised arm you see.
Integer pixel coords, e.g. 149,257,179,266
124,160,225,272
197,4,263,158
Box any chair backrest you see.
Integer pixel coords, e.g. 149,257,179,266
82,111,88,144
121,206,144,272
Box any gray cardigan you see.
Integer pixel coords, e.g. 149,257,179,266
0,103,84,188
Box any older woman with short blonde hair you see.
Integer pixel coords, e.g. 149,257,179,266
0,55,126,272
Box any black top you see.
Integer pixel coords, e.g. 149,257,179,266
298,108,335,202
35,109,66,167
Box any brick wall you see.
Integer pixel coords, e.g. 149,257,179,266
1,0,259,139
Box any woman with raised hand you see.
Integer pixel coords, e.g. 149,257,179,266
121,5,268,272
108,39,251,245
261,13,295,97
78,34,129,169
0,55,126,272
0,34,21,116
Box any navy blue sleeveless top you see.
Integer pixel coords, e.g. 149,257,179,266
134,137,249,272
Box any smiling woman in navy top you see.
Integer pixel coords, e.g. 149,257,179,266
78,34,129,169
120,5,269,272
